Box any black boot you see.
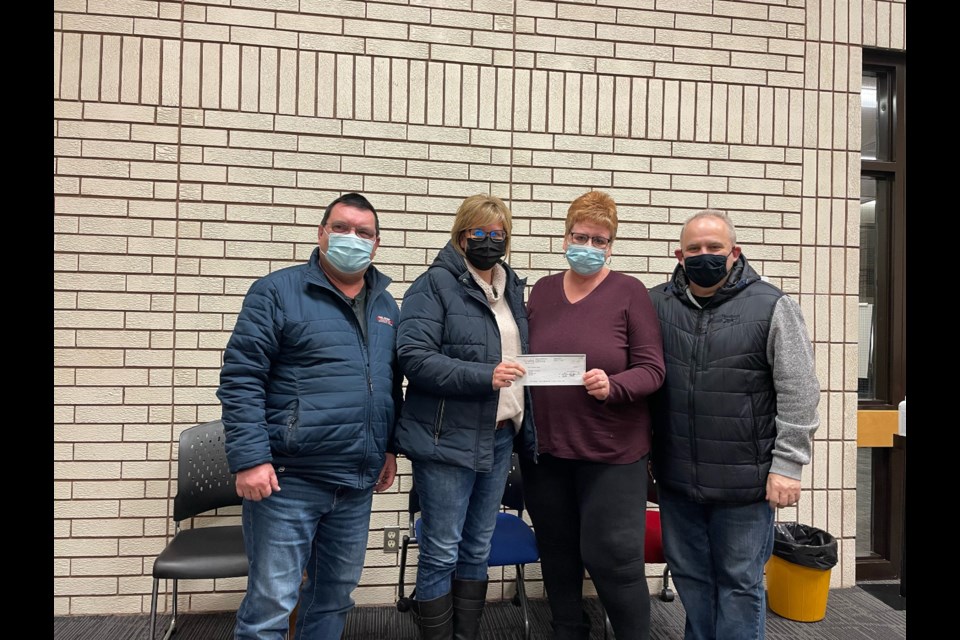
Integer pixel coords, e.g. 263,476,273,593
452,578,488,640
412,592,453,640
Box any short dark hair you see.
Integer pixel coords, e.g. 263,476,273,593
321,192,380,236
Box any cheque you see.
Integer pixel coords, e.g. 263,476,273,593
514,354,586,386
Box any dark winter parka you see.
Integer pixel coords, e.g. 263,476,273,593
395,242,537,471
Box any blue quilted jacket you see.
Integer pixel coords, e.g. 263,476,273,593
394,242,537,472
217,248,402,489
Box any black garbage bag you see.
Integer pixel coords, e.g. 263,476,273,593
772,523,838,570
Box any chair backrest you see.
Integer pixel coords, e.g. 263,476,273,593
172,420,243,522
500,453,525,514
644,510,665,564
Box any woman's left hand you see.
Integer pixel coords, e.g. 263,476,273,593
583,368,611,401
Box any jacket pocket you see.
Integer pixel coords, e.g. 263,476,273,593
284,398,300,452
749,395,762,480
433,398,446,445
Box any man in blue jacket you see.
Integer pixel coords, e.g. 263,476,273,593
217,193,403,640
650,210,820,640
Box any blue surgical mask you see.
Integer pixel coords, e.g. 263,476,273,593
323,232,375,274
565,244,606,276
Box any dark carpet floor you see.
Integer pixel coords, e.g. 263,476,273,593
54,587,905,640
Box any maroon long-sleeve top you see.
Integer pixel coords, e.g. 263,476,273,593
527,270,666,464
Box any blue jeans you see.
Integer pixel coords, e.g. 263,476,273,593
412,426,515,601
234,472,374,640
658,487,775,640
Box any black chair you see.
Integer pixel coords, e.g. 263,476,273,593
149,420,248,640
396,453,540,639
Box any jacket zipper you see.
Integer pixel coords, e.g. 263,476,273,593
354,288,378,487
688,307,708,494
461,274,500,469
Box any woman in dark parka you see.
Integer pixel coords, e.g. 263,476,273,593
395,194,536,640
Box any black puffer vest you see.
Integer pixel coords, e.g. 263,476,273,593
650,257,784,504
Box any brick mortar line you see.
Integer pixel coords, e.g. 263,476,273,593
156,1,187,607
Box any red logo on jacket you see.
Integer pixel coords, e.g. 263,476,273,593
376,315,395,327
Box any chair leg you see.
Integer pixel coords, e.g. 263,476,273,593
162,579,179,640
150,578,159,640
515,565,531,640
660,566,675,602
397,536,417,612
397,537,409,602
150,578,178,640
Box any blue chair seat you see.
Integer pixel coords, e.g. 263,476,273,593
414,512,539,567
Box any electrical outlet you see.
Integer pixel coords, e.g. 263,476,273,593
383,526,403,553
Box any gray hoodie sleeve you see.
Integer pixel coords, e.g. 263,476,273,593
767,295,821,480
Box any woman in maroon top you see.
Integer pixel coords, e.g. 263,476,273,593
521,190,665,640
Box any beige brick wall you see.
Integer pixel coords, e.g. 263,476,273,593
54,0,906,616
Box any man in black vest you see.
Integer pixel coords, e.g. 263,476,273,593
650,210,820,640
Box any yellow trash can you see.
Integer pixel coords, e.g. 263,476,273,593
765,522,837,623
765,555,831,622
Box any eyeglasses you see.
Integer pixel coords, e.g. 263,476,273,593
464,228,508,243
568,231,611,249
326,221,377,241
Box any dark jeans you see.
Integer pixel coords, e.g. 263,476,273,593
520,453,650,640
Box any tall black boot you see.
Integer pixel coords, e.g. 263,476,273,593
451,578,488,640
412,592,453,640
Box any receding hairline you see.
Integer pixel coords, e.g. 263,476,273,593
321,192,380,235
679,209,738,246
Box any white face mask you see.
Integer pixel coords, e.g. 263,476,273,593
322,233,375,274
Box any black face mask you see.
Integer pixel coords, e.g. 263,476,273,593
465,237,506,271
683,252,732,288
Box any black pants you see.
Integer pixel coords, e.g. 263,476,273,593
520,453,650,640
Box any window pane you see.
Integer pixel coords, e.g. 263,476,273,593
858,177,880,400
861,74,879,160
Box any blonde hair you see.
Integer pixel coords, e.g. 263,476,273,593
450,194,513,256
564,190,618,241
681,209,738,246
